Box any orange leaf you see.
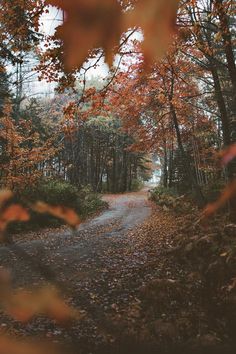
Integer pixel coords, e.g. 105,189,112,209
1,270,78,324
124,0,179,66
4,286,77,324
33,202,80,227
0,336,58,354
203,180,236,218
0,204,30,233
2,204,30,222
0,190,13,207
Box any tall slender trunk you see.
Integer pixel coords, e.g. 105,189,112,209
171,101,205,205
162,139,168,188
210,64,231,147
215,0,236,102
168,140,174,188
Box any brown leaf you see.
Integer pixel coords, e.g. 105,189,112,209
124,0,179,66
33,201,81,227
0,268,11,299
48,0,179,71
47,0,122,70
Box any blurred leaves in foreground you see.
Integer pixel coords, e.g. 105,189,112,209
0,336,59,354
0,268,79,324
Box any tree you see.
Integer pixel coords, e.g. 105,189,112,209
38,0,180,91
0,0,44,119
0,61,11,116
179,0,235,149
0,102,57,190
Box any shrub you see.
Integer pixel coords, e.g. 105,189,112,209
22,180,79,208
76,185,108,217
9,180,107,233
149,186,194,214
149,186,177,202
131,178,144,191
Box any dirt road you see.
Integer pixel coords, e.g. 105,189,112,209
1,190,233,354
0,189,151,281
0,190,153,353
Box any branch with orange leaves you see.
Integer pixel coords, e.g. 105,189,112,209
0,188,82,295
0,189,84,354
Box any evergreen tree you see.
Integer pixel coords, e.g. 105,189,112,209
0,62,11,116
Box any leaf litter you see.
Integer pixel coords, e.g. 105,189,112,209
0,192,235,353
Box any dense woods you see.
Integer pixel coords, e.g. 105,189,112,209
0,96,151,193
0,0,235,205
0,0,236,353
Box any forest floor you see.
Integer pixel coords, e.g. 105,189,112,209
0,189,235,354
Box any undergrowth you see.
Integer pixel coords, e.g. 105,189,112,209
8,180,108,233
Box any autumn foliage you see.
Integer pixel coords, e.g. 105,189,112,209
0,0,236,353
46,0,179,71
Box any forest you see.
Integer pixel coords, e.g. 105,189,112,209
0,0,236,353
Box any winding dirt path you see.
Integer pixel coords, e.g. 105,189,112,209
0,190,153,353
0,189,151,281
1,191,233,354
